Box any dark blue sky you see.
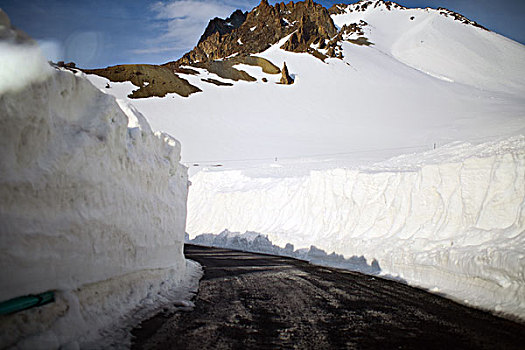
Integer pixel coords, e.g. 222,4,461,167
2,0,524,68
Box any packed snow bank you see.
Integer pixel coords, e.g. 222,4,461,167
187,136,525,320
0,31,193,347
1,261,202,349
187,230,381,275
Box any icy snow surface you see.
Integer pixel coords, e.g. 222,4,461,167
87,1,525,320
0,29,195,347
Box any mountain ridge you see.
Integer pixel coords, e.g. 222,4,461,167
83,0,511,99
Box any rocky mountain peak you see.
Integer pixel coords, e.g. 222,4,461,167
198,9,247,44
176,0,339,66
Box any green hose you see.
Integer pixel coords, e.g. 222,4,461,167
0,291,55,315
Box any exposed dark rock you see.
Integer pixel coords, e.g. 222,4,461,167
437,7,488,30
279,62,294,85
336,20,373,47
52,61,79,72
340,21,367,37
193,60,256,82
339,1,406,13
170,65,199,75
83,64,201,98
169,55,280,84
327,4,347,15
176,0,339,65
280,3,338,58
201,78,234,86
230,55,281,74
198,9,247,44
330,1,485,31
347,37,373,46
57,61,76,68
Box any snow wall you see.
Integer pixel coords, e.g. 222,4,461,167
0,19,192,347
187,137,525,320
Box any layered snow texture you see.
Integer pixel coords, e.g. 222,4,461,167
0,33,191,347
187,137,525,320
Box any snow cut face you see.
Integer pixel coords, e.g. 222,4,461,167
186,137,525,320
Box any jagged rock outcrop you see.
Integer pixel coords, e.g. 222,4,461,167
279,62,294,84
198,9,247,44
176,0,339,65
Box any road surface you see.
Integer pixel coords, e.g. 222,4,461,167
132,245,525,349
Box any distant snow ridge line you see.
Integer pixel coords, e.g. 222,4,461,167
187,230,381,275
330,0,487,30
0,53,193,347
187,136,525,320
330,0,525,94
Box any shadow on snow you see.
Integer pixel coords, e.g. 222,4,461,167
185,230,381,276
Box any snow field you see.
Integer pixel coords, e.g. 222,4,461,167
87,27,525,172
331,1,525,95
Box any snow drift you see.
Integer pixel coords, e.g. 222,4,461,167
0,16,195,347
187,137,525,320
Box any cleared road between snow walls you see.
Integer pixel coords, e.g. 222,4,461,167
132,245,525,349
186,137,525,321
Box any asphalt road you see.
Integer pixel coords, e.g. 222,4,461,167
132,245,525,349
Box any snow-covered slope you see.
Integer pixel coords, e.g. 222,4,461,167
87,1,525,169
331,1,525,94
86,0,525,320
0,17,196,347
